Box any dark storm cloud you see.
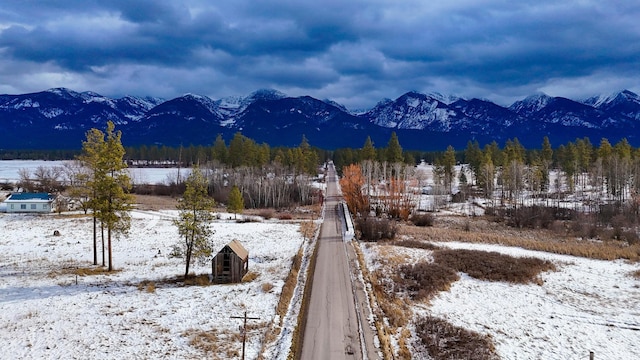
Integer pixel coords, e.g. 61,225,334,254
0,0,639,109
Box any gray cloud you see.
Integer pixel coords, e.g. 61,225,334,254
1,0,639,109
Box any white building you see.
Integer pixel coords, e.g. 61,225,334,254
3,193,54,213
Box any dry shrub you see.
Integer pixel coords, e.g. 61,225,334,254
242,271,259,282
633,269,640,279
71,266,114,276
377,288,411,328
184,274,212,286
236,216,261,223
397,328,412,360
352,243,395,360
397,262,460,300
356,216,397,241
299,220,317,240
415,316,498,360
261,282,274,293
275,248,303,322
185,328,218,354
276,212,293,220
488,205,576,229
394,239,440,250
434,249,555,284
137,280,156,293
410,213,435,227
258,209,275,219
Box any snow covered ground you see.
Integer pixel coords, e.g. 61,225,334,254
0,210,306,359
362,241,640,359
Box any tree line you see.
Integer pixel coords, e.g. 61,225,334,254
339,134,640,243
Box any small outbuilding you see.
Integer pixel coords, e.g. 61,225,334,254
3,192,54,213
212,239,249,283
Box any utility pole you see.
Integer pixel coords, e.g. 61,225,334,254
230,311,260,360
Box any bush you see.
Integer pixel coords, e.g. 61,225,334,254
416,316,498,360
397,262,459,300
410,213,434,227
486,205,577,229
276,212,293,220
258,209,275,219
356,216,397,241
433,249,556,284
261,282,274,292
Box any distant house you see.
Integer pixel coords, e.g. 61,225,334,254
3,193,54,213
212,239,249,283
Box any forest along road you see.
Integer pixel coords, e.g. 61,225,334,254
300,163,380,360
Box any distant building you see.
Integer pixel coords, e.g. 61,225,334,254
3,193,54,213
212,239,249,283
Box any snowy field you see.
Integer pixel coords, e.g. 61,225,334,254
0,160,182,185
0,210,306,359
362,241,640,359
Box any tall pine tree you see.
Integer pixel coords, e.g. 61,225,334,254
174,165,216,278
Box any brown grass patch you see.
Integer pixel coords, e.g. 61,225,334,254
185,328,218,353
275,247,303,321
415,316,498,360
184,274,212,286
50,265,120,278
134,194,179,210
400,220,640,261
397,262,460,300
157,274,212,287
261,282,274,293
72,266,116,276
393,239,440,250
242,271,259,282
276,212,293,220
137,280,156,293
633,269,640,279
434,249,556,284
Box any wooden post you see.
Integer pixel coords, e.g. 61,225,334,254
590,351,594,360
230,311,260,360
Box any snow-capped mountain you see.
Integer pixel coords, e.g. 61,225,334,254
1,88,639,150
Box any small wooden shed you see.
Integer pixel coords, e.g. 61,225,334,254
212,239,249,283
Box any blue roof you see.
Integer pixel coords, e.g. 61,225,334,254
7,193,52,201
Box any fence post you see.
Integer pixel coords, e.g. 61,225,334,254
590,351,594,360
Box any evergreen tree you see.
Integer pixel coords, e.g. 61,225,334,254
79,128,106,265
227,185,244,219
441,145,457,194
540,136,553,191
361,136,376,161
174,165,216,278
464,140,482,184
83,121,134,271
386,132,403,163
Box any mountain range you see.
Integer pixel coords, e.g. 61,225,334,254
1,88,639,151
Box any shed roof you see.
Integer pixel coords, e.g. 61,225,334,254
226,239,248,261
6,192,52,202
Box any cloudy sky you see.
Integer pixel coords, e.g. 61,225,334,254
1,0,639,109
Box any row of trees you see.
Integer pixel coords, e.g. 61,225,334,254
461,137,640,206
340,135,640,236
77,122,134,271
332,133,411,172
124,132,320,175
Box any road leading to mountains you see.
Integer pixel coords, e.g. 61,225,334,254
300,163,380,360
